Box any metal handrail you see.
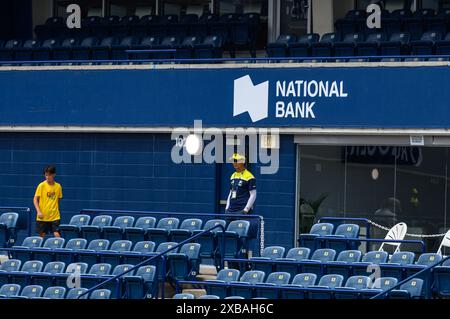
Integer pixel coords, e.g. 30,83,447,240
1,54,450,66
77,223,226,299
371,254,450,299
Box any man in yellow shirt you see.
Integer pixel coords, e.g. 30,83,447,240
33,165,63,238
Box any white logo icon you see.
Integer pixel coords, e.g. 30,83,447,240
233,75,269,123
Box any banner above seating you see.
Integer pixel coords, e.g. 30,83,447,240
1,64,450,129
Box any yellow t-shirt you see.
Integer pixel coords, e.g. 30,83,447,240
34,181,63,222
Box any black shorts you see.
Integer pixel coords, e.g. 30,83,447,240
35,220,60,234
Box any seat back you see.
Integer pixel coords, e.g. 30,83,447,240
22,260,44,273
226,220,250,237
134,216,157,230
320,33,339,43
240,270,265,284
179,218,203,232
202,35,223,47
21,236,43,248
110,240,133,252
87,239,110,251
345,276,371,289
336,250,362,263
43,262,66,274
112,264,134,276
0,259,21,272
160,36,179,46
60,38,78,48
156,217,180,231
334,224,360,238
420,31,442,41
43,237,65,249
140,15,160,25
216,269,240,282
390,252,415,265
43,286,66,299
291,273,317,287
90,215,113,228
135,265,156,282
161,14,178,24
89,263,112,276
21,285,43,298
4,40,21,49
310,223,334,236
373,277,398,290
365,32,387,42
389,32,411,44
391,9,412,19
0,284,20,297
297,33,319,44
261,246,285,259
416,253,442,266
0,212,19,228
179,243,201,259
173,293,194,299
342,33,364,43
65,238,88,250
276,34,297,44
265,272,290,285
119,36,139,46
41,39,58,48
284,247,310,261
156,242,178,253
112,216,135,229
80,37,99,47
363,251,389,264
132,241,155,253
66,288,88,299
66,262,89,274
68,214,91,227
399,278,424,298
203,219,226,232
90,289,111,299
120,15,140,25
22,39,39,48
310,248,336,262
318,274,344,288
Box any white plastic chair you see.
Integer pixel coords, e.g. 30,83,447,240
437,229,450,256
378,222,407,253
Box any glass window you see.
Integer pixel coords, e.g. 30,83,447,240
54,0,103,18
280,0,309,37
161,0,211,16
107,0,157,16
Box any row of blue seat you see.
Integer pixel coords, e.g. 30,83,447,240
0,259,156,299
267,31,450,58
335,8,450,40
0,283,111,299
0,212,18,247
0,35,224,62
178,268,425,299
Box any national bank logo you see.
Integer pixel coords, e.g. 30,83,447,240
233,75,349,123
233,75,269,123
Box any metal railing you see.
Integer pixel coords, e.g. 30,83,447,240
77,223,226,299
371,254,450,299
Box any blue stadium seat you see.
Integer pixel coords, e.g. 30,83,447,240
249,246,285,275
13,285,43,299
123,241,156,264
173,293,195,299
89,263,112,276
167,243,201,281
77,239,110,265
10,236,43,263
275,247,311,278
360,277,398,299
123,265,157,299
311,33,340,58
205,268,240,298
51,262,89,288
174,36,203,59
198,294,220,299
193,219,226,260
333,33,364,57
92,16,121,38
254,272,291,299
111,36,140,60
10,260,44,287
380,251,415,280
334,275,371,299
193,35,223,59
103,216,135,242
14,39,40,61
30,262,65,289
298,222,334,250
91,36,120,60
54,238,88,265
216,220,250,259
410,31,442,55
90,289,111,299
433,258,450,297
102,263,135,298
51,38,79,61
306,274,344,299
71,37,100,60
32,38,59,61
280,273,317,299
34,17,64,40
0,284,21,298
127,36,160,60
124,216,156,244
335,10,366,38
379,32,411,56
100,240,133,268
210,13,239,47
170,14,198,38
266,34,297,58
42,286,66,299
289,33,320,57
66,287,88,299
404,9,435,41
326,250,362,280
404,253,441,297
356,32,387,56
190,13,218,38
0,259,21,286
322,223,360,254
300,248,336,276
389,278,424,299
229,270,265,298
230,12,260,57
425,8,450,34
59,214,91,240
112,15,140,38
0,212,19,247
434,32,450,54
33,237,65,264
147,217,180,247
131,15,160,37
43,261,66,274
170,218,203,243
80,215,113,241
0,40,22,61
352,251,389,276
151,36,180,59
